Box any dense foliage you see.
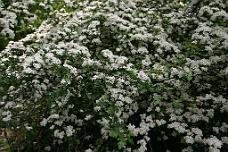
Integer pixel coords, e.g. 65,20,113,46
0,0,227,151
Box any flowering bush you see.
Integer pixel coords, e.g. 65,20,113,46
0,0,227,151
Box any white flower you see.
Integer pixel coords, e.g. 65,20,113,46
26,126,33,131
85,148,93,152
45,53,54,58
205,136,222,149
155,107,160,112
221,137,228,144
184,136,194,144
54,130,65,139
142,55,151,66
137,70,150,81
54,120,63,126
33,63,41,69
127,123,139,136
168,122,187,133
115,100,124,107
23,67,36,74
102,49,113,58
156,119,166,126
65,125,75,137
191,128,203,136
44,146,51,151
97,118,109,126
85,115,92,121
49,114,59,119
4,101,15,109
139,121,150,135
213,127,219,134
208,147,220,152
163,135,168,140
181,146,193,152
137,46,148,54
137,139,147,152
2,114,12,122
94,106,101,111
40,118,48,126
115,56,128,65
82,59,101,67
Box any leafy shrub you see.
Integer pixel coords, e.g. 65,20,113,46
0,0,227,151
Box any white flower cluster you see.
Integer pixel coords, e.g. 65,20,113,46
0,0,227,151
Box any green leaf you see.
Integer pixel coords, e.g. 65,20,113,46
127,137,134,145
126,132,134,145
164,87,174,91
0,87,4,93
147,84,156,92
0,35,9,51
185,72,192,82
97,100,107,107
117,138,127,149
75,139,80,144
110,129,118,138
173,99,182,109
138,83,147,93
107,106,116,114
153,94,163,102
95,139,104,145
127,71,138,80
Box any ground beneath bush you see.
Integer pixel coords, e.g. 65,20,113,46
0,129,9,152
